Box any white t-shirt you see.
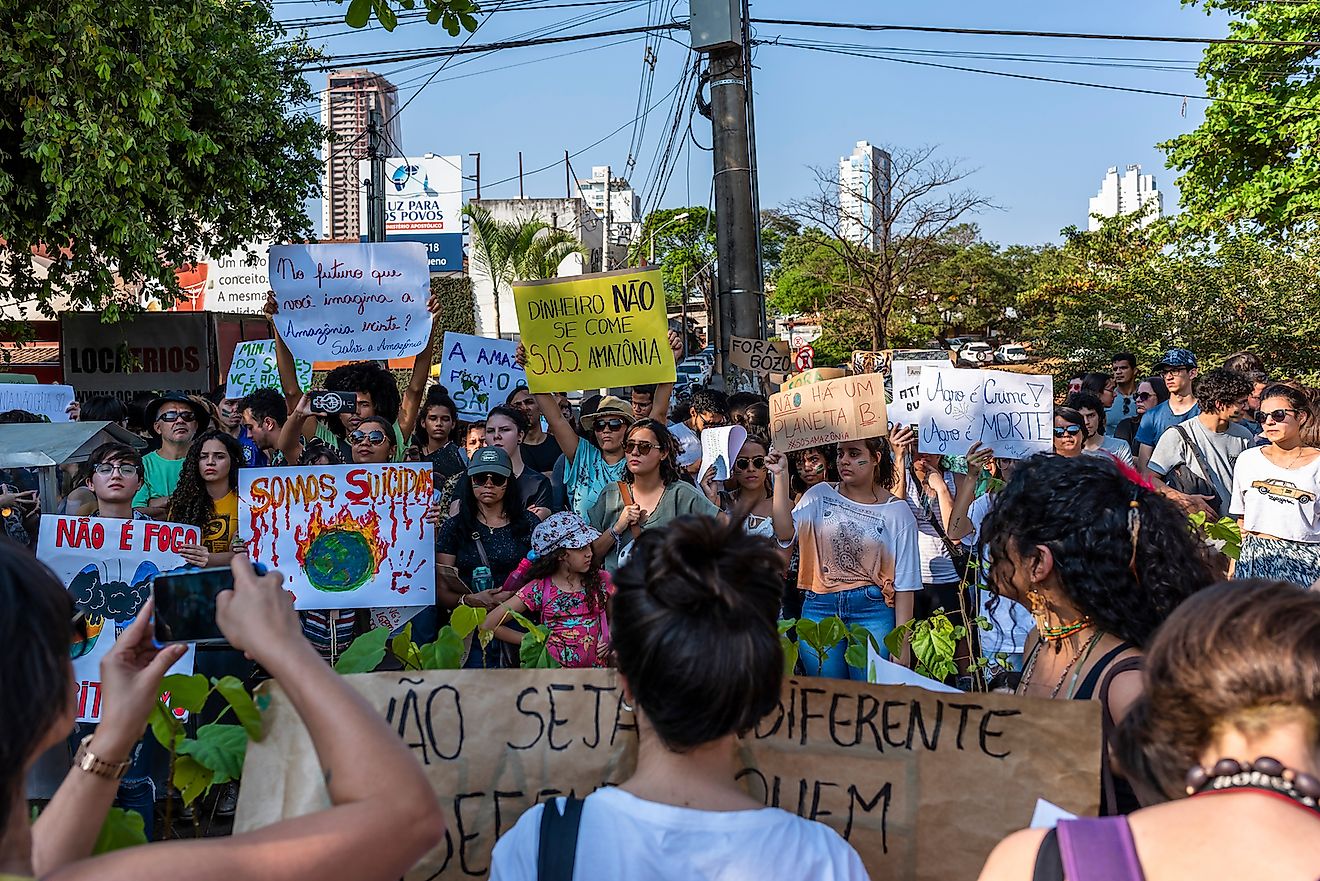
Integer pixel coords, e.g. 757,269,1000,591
791,483,922,594
1229,447,1320,543
964,493,1031,656
490,787,871,881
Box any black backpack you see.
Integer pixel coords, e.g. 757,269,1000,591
536,797,585,881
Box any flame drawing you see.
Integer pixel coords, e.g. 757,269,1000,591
294,506,389,593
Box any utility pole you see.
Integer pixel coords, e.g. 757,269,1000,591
469,151,481,200
692,0,761,388
366,105,387,243
602,164,612,271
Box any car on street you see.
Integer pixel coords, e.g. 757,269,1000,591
956,342,995,366
994,344,1030,364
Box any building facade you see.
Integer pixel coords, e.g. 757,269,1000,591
576,166,641,265
321,69,402,241
839,141,892,251
1088,164,1163,231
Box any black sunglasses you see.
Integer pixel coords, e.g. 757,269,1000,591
1133,392,1154,401
735,456,767,470
158,410,196,423
594,418,627,432
1053,425,1082,438
472,472,509,487
349,430,388,445
624,440,659,455
1256,408,1302,424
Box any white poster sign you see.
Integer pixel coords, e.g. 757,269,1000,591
916,367,1053,459
0,383,74,422
699,424,748,482
268,243,432,363
224,339,312,401
37,515,199,722
889,358,950,429
202,244,273,313
239,463,436,611
438,333,526,419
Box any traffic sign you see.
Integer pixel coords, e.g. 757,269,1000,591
795,345,815,371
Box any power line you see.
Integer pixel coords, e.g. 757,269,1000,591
281,0,636,28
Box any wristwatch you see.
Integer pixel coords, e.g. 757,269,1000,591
73,734,132,780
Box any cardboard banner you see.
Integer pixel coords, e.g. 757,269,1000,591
781,367,846,391
851,350,890,375
771,374,889,453
0,383,74,421
916,367,1053,459
730,337,791,376
512,267,676,393
268,242,432,364
239,463,436,611
225,339,312,401
439,332,527,420
890,357,952,429
37,515,200,722
236,670,1101,881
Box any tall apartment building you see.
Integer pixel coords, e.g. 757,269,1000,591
577,166,642,258
839,141,892,251
1088,164,1163,231
321,69,401,241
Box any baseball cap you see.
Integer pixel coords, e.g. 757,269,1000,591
467,446,513,478
1154,349,1198,372
582,395,634,431
531,512,601,556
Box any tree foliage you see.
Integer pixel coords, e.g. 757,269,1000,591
430,275,476,337
630,206,718,307
1163,0,1320,235
463,203,586,333
337,0,480,34
0,0,323,324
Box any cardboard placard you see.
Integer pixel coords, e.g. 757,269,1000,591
239,464,435,611
236,670,1101,881
268,242,432,364
781,367,846,390
890,358,952,429
512,267,676,392
438,333,527,420
0,383,74,421
224,339,312,401
770,374,889,453
37,515,200,722
915,367,1053,459
730,337,792,376
851,350,890,375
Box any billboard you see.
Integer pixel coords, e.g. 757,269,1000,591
359,154,464,273
163,244,272,314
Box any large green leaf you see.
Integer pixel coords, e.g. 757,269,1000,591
147,701,183,751
177,724,248,785
420,626,465,669
390,622,423,670
160,673,210,714
92,807,146,854
334,626,390,674
450,604,486,639
172,754,215,807
213,675,262,741
345,0,373,27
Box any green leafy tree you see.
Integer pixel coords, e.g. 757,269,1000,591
906,225,1039,342
337,0,480,34
1163,0,1320,235
630,207,718,308
0,0,323,331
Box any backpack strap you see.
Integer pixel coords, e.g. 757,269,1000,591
1031,828,1064,881
1172,423,1220,506
1099,656,1144,816
1056,817,1145,881
615,481,643,539
536,796,585,881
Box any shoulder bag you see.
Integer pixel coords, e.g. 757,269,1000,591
1163,423,1221,512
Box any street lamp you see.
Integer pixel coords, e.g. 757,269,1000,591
648,212,690,265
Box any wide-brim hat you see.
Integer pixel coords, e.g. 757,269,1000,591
467,445,513,478
581,395,635,431
144,392,211,437
531,512,602,555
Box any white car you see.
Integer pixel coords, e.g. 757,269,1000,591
994,345,1030,364
676,362,705,386
956,342,995,366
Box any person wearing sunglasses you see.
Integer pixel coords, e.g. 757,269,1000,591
483,406,552,520
588,419,721,574
346,415,397,465
1136,348,1202,474
1229,384,1320,587
709,433,780,542
1052,407,1089,458
131,393,210,518
1112,376,1168,459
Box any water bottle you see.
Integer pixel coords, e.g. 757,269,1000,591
471,566,493,594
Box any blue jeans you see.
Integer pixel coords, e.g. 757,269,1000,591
799,586,896,681
70,724,160,840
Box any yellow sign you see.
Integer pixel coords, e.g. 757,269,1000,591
781,367,846,390
513,267,676,393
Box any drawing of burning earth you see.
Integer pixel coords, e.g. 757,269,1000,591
294,507,388,592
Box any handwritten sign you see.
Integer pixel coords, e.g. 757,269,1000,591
37,515,199,722
513,267,676,392
699,424,748,482
781,367,846,390
439,333,526,420
730,337,791,376
0,383,74,422
239,463,435,611
771,374,888,453
224,339,312,400
268,243,432,364
237,669,1101,881
890,357,950,428
916,367,1053,459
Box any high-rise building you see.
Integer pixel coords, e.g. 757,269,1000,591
839,141,892,251
1088,164,1163,231
577,166,641,262
321,69,402,241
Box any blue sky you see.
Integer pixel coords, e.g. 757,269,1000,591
285,0,1228,246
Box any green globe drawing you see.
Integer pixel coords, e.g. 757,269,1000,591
303,529,376,592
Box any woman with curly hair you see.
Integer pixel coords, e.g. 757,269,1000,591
588,419,720,574
170,430,243,568
980,454,1215,815
480,512,615,668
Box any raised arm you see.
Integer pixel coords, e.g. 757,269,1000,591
765,448,797,545
398,294,443,439
946,442,992,543
888,425,916,500
278,394,314,462
264,291,307,415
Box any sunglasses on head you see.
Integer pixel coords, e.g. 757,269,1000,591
1053,425,1082,437
93,463,140,478
624,440,659,455
735,456,766,470
472,472,509,487
158,410,196,423
349,429,387,445
594,418,626,433
1256,408,1301,424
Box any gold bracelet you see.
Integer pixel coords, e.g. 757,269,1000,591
73,734,131,781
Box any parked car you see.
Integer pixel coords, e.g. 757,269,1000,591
957,342,995,366
943,337,973,352
994,344,1030,364
677,361,706,386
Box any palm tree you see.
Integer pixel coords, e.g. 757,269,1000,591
463,204,586,336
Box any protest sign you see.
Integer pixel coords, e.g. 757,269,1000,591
867,642,960,694
781,367,846,390
771,374,888,453
237,669,1101,881
0,383,74,421
239,463,435,611
851,350,890,375
513,267,676,392
699,424,748,482
890,357,953,429
439,333,527,419
916,367,1053,459
224,339,312,400
37,515,199,722
268,242,432,364
730,337,791,376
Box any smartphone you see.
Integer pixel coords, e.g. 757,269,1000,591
309,390,358,416
151,567,234,646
